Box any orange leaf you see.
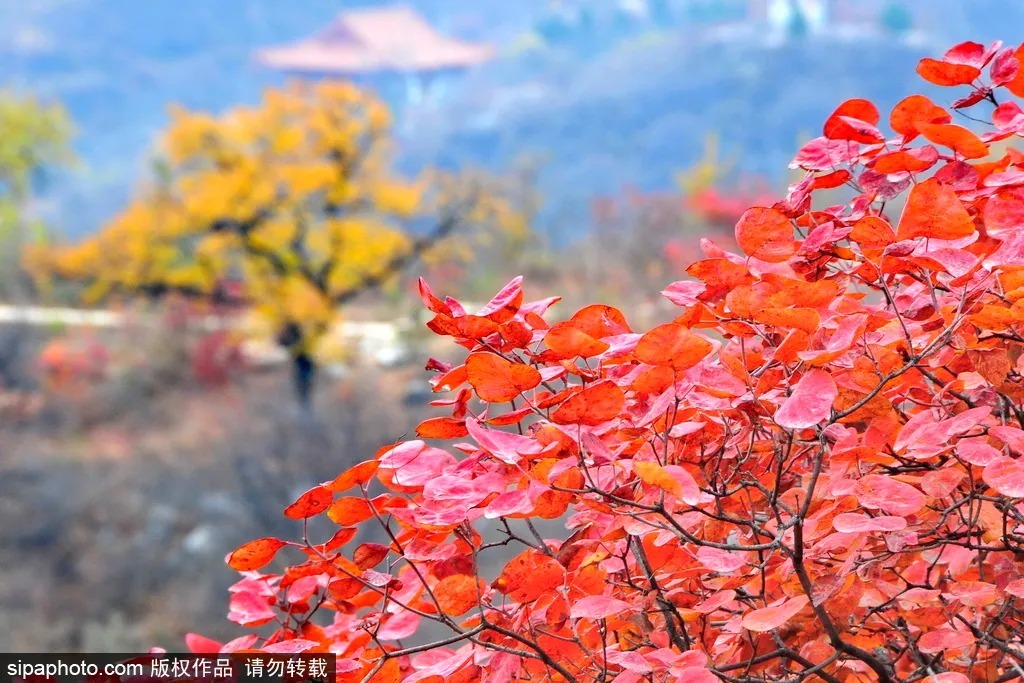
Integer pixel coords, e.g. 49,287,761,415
431,364,468,393
735,207,795,262
634,461,681,497
416,417,469,439
752,307,821,333
916,58,981,86
895,177,975,241
465,352,541,403
635,323,713,370
850,215,896,250
434,574,484,616
544,324,610,359
325,460,380,493
284,485,334,520
870,149,938,174
550,380,624,426
569,304,632,338
227,537,287,571
327,497,374,526
918,123,988,159
890,94,951,138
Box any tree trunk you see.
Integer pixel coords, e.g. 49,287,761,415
293,352,317,412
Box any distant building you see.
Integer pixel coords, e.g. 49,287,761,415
255,5,494,106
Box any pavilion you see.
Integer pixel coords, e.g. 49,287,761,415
255,5,495,106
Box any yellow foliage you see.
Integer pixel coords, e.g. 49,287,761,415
30,81,532,363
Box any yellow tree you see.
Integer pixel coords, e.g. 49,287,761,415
0,89,74,300
29,81,524,408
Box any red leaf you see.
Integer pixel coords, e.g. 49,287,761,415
944,40,998,68
477,276,524,323
353,542,390,569
227,537,287,572
811,169,852,189
465,352,541,403
735,207,796,262
417,278,451,316
895,177,976,241
983,187,1024,239
991,47,1020,85
774,369,837,430
824,116,883,144
1006,44,1024,97
185,633,222,654
917,58,981,86
284,485,333,520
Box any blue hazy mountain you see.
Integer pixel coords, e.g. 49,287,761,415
0,0,1018,240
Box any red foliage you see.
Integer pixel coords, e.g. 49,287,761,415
190,40,1024,682
687,184,778,228
38,337,109,390
190,330,244,387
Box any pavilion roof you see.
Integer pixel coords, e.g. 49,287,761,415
255,5,494,75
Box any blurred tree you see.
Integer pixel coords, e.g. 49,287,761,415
880,1,914,36
29,82,525,410
0,90,74,300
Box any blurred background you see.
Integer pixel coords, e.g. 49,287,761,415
0,0,1015,652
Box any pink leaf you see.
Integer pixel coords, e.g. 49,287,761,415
918,628,974,654
467,420,550,465
261,640,319,653
928,675,970,683
832,513,907,533
605,651,652,675
854,475,926,516
774,369,837,429
697,546,749,573
661,280,706,307
378,441,457,487
983,456,1024,497
742,595,810,632
570,595,634,620
477,276,523,318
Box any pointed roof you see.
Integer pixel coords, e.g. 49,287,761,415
256,5,494,75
